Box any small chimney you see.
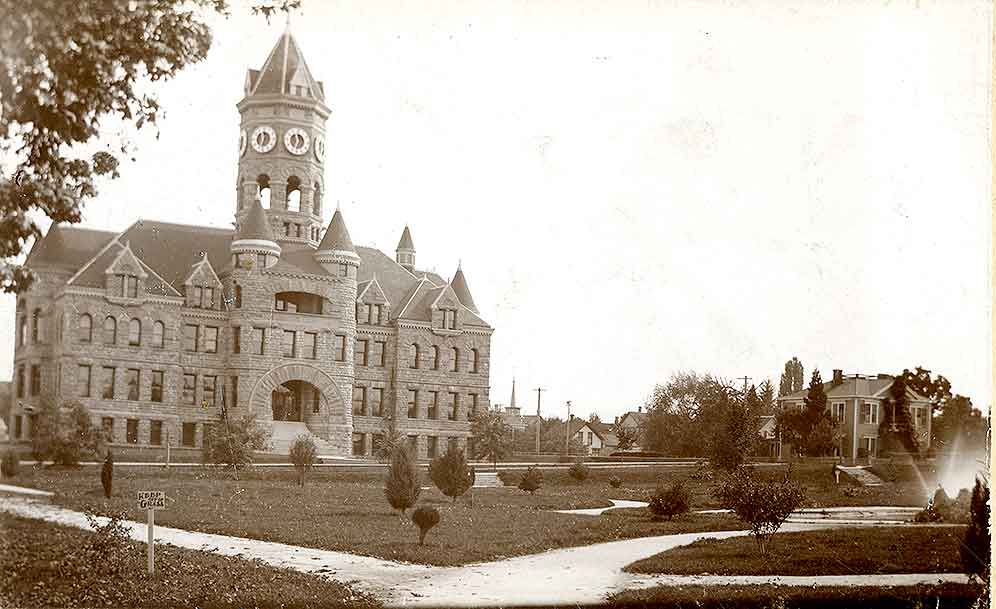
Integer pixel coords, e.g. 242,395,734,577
832,369,843,386
638,406,643,414
614,415,620,425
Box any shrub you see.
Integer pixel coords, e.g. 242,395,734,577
1,451,19,478
429,448,474,502
202,415,270,478
648,480,690,521
100,451,113,498
518,466,543,494
568,459,589,482
714,467,805,555
961,478,990,581
289,435,318,487
411,506,440,545
497,469,516,486
384,445,421,515
31,399,104,466
608,475,622,489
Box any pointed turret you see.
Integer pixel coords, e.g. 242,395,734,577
450,262,479,313
315,208,360,271
395,225,415,272
231,196,280,268
245,26,324,101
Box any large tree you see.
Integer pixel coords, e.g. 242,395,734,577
778,357,804,397
0,0,300,293
709,386,755,470
757,379,776,415
471,409,513,467
642,372,724,456
900,366,952,411
932,394,988,454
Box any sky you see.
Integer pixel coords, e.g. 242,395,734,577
1,0,992,421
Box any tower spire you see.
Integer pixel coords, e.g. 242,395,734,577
510,377,517,408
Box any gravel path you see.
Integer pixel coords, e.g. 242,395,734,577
0,495,969,607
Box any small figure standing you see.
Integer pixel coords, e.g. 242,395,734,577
101,450,114,498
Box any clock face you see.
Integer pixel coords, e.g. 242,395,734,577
251,125,277,153
239,129,247,157
284,127,310,155
313,134,326,162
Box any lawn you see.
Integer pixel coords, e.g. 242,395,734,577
0,513,380,609
624,525,968,576
608,582,985,609
6,461,934,567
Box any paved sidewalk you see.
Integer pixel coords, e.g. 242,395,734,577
0,496,969,607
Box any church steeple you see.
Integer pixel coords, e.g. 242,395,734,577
235,28,329,248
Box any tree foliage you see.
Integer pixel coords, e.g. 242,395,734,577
900,366,952,411
648,480,691,521
642,372,725,456
778,357,804,397
961,478,990,581
776,369,839,457
568,459,590,482
201,415,270,477
384,445,421,515
715,467,805,555
757,380,776,415
518,465,543,494
709,386,755,470
428,447,474,502
931,394,988,454
470,408,513,467
411,506,440,546
879,374,919,454
289,434,317,487
615,426,639,451
31,399,104,465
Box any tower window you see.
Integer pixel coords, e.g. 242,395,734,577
286,176,301,212
314,182,322,216
257,174,271,208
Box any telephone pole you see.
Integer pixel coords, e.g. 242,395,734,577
534,387,544,454
737,376,751,396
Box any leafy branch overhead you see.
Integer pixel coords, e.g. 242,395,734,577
0,0,301,293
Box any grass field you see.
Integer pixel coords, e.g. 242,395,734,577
0,513,380,609
624,525,968,575
6,461,936,566
608,582,985,609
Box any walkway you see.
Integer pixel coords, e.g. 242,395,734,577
0,495,967,607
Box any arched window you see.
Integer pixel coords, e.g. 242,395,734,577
31,308,41,343
78,314,92,343
233,285,242,308
152,321,165,348
128,318,141,346
431,346,440,371
410,344,420,369
313,182,322,216
237,175,244,210
452,347,460,372
471,348,480,373
256,174,271,208
17,315,26,346
103,316,117,345
286,176,301,212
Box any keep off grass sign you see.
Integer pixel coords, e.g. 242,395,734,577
137,491,166,575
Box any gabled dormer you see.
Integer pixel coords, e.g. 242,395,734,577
183,254,224,310
356,275,391,325
104,242,148,300
430,284,464,333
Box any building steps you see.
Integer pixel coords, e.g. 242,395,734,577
473,471,502,488
266,421,338,456
837,465,885,487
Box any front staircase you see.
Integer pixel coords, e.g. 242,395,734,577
267,422,339,456
473,472,502,488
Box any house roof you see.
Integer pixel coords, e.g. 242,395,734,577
25,224,117,272
248,28,325,102
397,225,414,251
618,411,647,426
777,375,928,403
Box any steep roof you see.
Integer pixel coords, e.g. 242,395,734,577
397,225,415,251
249,28,325,102
317,209,355,253
450,264,479,313
236,198,276,242
25,224,117,272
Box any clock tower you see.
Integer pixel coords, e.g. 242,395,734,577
235,26,329,246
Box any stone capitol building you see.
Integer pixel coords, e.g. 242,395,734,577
7,28,493,459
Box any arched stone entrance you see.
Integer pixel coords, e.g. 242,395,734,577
248,363,349,448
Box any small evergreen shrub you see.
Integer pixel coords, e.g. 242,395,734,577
289,435,318,487
608,476,622,489
497,470,516,486
568,459,589,482
100,451,113,498
429,448,474,502
518,466,543,494
648,480,690,521
1,451,19,478
411,506,440,545
961,478,990,581
384,446,421,515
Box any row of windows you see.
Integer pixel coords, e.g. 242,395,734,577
17,308,44,346
356,303,387,325
404,389,480,421
77,314,165,347
351,433,468,458
408,344,481,373
14,364,40,399
244,174,321,215
74,364,238,408
283,222,321,241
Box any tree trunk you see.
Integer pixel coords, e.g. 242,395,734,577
419,529,426,545
298,469,305,487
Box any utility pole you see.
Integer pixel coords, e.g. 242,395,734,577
534,387,544,455
564,400,572,456
737,376,752,396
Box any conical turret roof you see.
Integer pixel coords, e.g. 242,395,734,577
397,225,415,251
236,197,276,243
317,209,355,253
248,27,325,102
451,263,479,313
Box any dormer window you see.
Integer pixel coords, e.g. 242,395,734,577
118,274,139,298
440,309,457,330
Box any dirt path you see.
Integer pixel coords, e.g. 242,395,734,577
0,495,968,607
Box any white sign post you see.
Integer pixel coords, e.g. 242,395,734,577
137,491,166,575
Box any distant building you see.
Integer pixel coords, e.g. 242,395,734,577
776,369,932,461
614,407,648,451
569,419,618,456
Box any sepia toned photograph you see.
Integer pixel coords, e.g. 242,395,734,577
0,1,991,607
